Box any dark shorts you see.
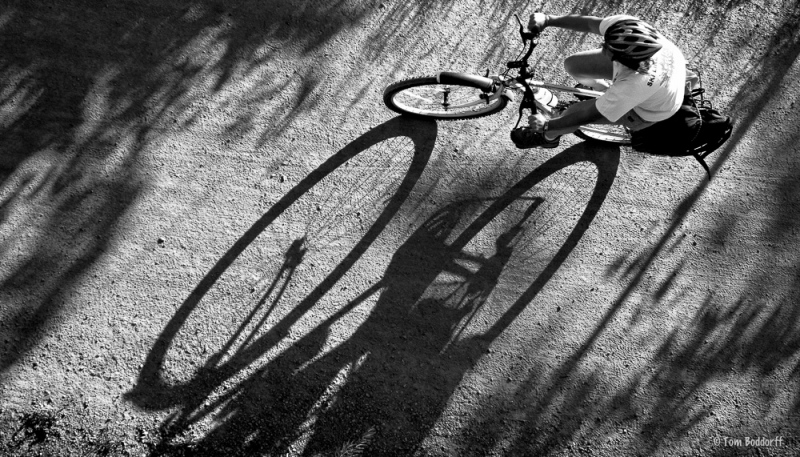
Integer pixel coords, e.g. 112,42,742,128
619,109,658,132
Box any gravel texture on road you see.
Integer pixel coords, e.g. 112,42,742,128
1,0,799,456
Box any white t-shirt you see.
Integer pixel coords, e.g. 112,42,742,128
595,15,687,123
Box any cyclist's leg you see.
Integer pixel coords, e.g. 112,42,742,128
564,48,613,91
550,102,653,136
560,104,655,131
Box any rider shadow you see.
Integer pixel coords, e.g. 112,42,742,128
134,140,620,456
415,198,543,348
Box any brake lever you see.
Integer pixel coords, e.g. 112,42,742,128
514,13,537,41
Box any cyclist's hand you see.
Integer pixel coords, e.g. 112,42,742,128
527,12,548,35
528,113,548,132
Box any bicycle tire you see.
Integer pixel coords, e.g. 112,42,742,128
541,86,632,145
574,124,631,145
383,73,508,120
575,124,631,146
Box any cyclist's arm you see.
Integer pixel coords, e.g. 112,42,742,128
545,99,608,138
546,15,603,34
529,13,603,35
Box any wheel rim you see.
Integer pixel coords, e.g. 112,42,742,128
577,124,631,144
390,84,501,117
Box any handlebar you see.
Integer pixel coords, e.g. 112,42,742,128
508,14,538,70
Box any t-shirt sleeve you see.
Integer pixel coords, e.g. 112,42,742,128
595,72,655,122
599,14,638,35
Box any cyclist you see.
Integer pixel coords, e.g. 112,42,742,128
511,13,693,149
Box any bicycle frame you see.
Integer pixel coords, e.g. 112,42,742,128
427,75,604,118
504,78,604,106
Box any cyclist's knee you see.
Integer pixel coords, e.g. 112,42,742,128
564,56,598,81
563,54,582,79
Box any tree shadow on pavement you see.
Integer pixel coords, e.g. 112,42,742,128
0,0,395,378
615,3,800,450
468,4,800,455
0,1,155,373
127,139,620,455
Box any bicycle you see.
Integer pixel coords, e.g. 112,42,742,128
382,14,630,145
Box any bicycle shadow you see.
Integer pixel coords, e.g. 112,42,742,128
128,138,619,455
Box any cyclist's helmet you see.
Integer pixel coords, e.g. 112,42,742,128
604,19,663,62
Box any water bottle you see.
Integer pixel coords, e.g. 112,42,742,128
534,87,558,114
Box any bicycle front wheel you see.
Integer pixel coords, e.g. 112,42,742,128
383,73,508,120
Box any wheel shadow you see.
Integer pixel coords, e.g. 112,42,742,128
126,116,437,410
127,136,619,455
